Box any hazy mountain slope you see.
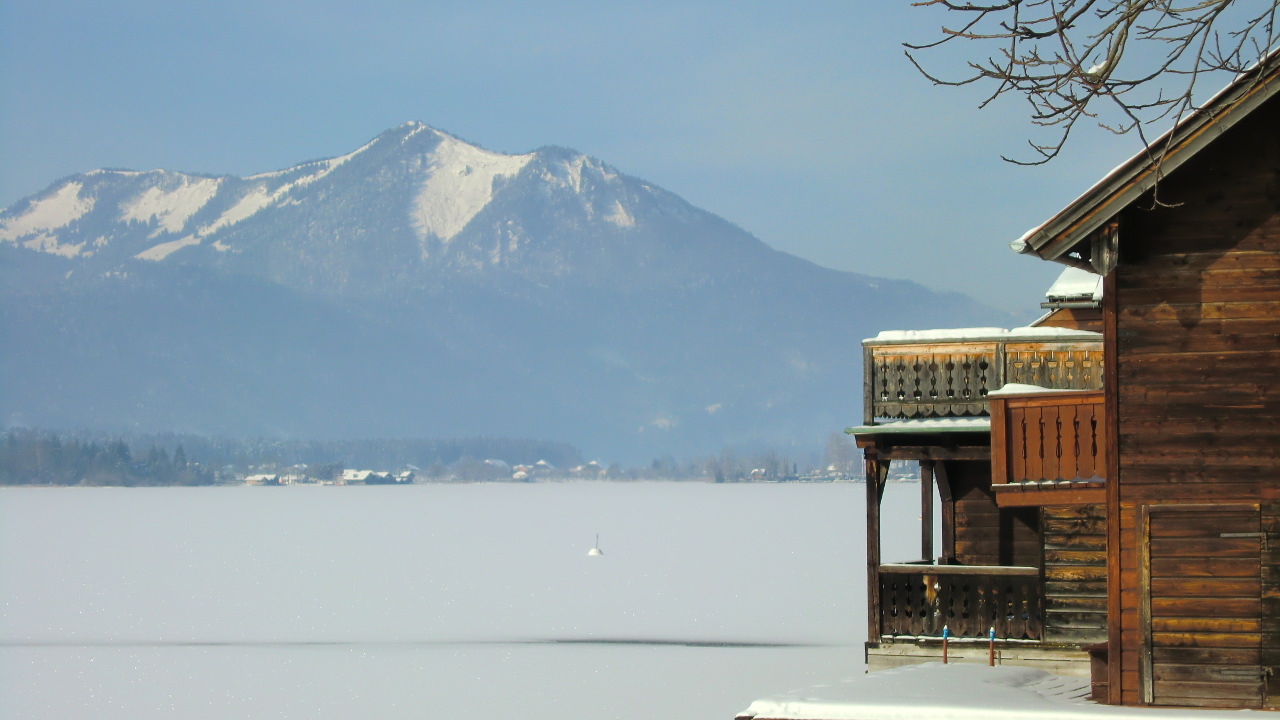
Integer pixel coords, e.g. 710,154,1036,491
0,123,1001,462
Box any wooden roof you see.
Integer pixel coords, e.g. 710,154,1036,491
1012,48,1280,267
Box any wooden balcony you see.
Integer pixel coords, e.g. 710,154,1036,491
990,389,1107,507
862,329,1102,424
877,563,1043,640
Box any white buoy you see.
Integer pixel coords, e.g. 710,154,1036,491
587,534,604,556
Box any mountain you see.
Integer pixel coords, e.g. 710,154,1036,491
0,122,1000,463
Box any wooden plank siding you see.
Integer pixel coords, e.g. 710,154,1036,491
1105,93,1280,708
1042,504,1108,645
1035,307,1103,333
947,461,1041,567
1144,505,1264,708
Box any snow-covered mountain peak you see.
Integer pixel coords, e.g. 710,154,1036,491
0,181,95,254
1,122,699,274
411,131,534,242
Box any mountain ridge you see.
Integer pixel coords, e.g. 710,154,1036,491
0,122,1003,462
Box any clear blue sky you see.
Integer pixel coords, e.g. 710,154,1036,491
1,0,1149,315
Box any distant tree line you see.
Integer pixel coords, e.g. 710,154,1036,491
629,434,857,483
0,428,858,486
0,429,213,486
0,429,583,485
139,433,584,471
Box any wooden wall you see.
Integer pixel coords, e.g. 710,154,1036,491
1035,307,1103,333
1043,504,1107,644
948,460,1041,567
1107,94,1280,708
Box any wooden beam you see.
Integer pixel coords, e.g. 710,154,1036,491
866,457,889,643
869,445,991,461
1139,505,1153,705
863,344,875,427
993,486,1107,508
1104,265,1124,705
991,395,1009,486
880,563,1039,576
936,462,956,563
921,461,935,563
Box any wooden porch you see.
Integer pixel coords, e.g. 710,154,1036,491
878,563,1042,640
853,328,1109,675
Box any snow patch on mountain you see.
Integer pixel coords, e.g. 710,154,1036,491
202,187,273,236
121,176,221,236
605,200,635,228
412,132,533,242
401,121,429,143
21,233,87,257
135,235,202,261
0,182,95,243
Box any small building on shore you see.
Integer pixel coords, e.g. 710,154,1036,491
742,44,1280,718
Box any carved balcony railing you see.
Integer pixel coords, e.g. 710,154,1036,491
862,329,1103,423
991,389,1106,486
878,564,1043,640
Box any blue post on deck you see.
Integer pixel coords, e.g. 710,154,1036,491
987,626,996,666
942,625,950,664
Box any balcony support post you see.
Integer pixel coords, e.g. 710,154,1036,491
920,461,935,562
937,461,955,563
866,454,889,642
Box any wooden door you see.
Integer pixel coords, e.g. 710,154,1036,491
1141,504,1264,708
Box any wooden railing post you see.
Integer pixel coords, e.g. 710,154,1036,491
863,344,875,425
937,462,955,563
866,456,889,643
921,461,935,562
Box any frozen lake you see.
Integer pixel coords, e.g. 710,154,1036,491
1,481,922,719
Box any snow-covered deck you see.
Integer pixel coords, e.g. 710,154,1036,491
845,417,990,435
736,663,1270,720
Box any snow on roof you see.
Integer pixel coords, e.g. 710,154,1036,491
988,383,1094,397
847,417,991,435
737,663,1271,720
1044,267,1102,302
865,326,1100,345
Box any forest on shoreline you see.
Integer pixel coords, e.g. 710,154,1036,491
0,429,860,486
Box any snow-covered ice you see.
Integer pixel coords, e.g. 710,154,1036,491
738,662,1271,719
0,481,897,720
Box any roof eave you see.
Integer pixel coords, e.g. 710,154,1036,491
1019,55,1280,264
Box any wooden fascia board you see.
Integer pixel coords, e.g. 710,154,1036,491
992,485,1106,508
856,441,990,461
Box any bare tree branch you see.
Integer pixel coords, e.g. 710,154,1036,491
906,0,1279,165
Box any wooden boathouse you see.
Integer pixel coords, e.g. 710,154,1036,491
1011,49,1280,709
850,49,1279,710
850,319,1110,678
